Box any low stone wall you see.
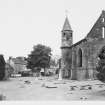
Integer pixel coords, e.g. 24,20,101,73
71,68,97,80
77,68,87,80
71,68,77,80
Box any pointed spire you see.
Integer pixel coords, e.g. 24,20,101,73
62,16,72,31
101,10,105,19
102,10,105,14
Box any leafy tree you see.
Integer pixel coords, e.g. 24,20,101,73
0,55,6,80
27,44,52,72
50,58,57,67
96,46,105,82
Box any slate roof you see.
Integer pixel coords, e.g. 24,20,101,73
61,38,87,49
12,57,27,65
62,16,72,31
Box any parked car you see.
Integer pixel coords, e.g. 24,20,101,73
21,71,32,77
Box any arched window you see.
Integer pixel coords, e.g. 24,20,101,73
78,48,82,67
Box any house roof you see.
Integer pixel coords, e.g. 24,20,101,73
12,57,27,65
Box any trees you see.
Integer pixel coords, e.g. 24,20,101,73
96,46,105,82
0,55,6,80
50,58,57,67
27,44,52,72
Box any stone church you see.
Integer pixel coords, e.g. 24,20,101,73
61,10,105,80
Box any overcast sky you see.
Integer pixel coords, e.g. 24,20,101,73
0,0,105,60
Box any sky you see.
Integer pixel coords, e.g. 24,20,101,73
0,0,105,60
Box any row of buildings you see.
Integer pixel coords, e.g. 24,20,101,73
6,56,59,77
7,57,28,74
0,55,28,80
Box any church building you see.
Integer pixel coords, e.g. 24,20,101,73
61,10,105,80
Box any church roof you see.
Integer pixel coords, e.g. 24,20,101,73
62,16,72,31
61,38,87,49
70,39,87,48
86,10,105,39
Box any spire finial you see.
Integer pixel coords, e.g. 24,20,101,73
62,11,72,31
65,10,69,17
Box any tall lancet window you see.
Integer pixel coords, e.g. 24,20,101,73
102,18,105,38
102,17,104,22
102,27,105,38
78,48,82,67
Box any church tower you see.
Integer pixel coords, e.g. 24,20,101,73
59,16,73,79
61,16,73,47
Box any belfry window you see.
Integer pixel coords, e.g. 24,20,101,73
70,33,72,37
63,33,66,36
66,35,69,41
